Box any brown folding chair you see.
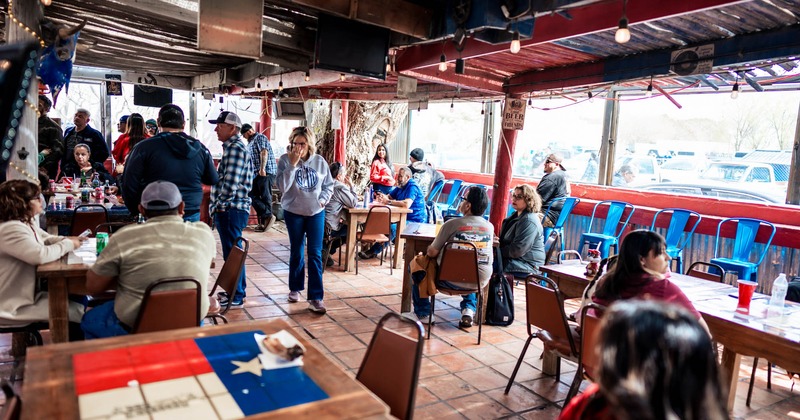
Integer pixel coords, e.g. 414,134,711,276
565,303,606,405
95,222,131,236
505,274,578,394
357,313,424,420
206,237,249,324
428,241,484,344
1,380,21,420
133,278,202,334
686,261,726,283
355,205,393,275
69,204,108,236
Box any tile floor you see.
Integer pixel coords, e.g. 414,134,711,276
1,221,799,419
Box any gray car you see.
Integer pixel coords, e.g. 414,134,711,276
639,182,786,204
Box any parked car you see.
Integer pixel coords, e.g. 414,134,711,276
659,157,709,183
615,155,661,184
639,182,785,204
700,161,779,184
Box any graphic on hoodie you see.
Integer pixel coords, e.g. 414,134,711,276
295,165,319,192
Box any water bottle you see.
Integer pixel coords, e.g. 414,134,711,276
369,185,374,203
767,273,788,320
363,186,370,208
91,172,101,188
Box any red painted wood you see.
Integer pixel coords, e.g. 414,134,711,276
260,94,272,139
488,127,519,235
334,101,348,170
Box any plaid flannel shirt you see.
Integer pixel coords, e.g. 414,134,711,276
247,132,276,175
211,135,253,214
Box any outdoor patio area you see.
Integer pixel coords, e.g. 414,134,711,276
1,222,799,419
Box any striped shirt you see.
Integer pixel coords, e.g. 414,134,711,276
211,135,253,214
247,132,276,175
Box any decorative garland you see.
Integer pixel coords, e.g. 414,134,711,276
6,0,47,48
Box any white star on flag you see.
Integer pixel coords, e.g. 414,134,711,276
231,357,264,377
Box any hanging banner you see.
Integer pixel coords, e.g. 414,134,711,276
501,96,526,130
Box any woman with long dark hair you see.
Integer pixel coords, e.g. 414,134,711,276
112,113,149,175
369,143,395,195
560,300,728,420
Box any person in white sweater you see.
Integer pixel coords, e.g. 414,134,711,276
0,180,86,338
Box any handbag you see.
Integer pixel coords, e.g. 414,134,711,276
484,272,515,326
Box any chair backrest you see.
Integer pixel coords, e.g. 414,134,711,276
438,241,480,288
426,179,445,202
133,278,202,334
357,313,424,420
651,208,701,251
579,303,605,380
525,274,577,356
1,380,21,420
546,197,581,229
70,204,109,236
208,237,249,315
714,217,777,265
544,230,561,265
587,200,635,239
443,179,463,206
95,221,131,236
362,206,392,236
686,261,725,283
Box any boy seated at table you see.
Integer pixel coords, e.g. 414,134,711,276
81,181,215,338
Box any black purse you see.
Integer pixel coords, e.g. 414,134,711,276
485,247,514,326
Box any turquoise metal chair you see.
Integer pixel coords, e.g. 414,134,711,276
579,201,635,259
710,217,776,282
426,179,444,203
434,179,463,216
650,208,701,273
543,197,581,252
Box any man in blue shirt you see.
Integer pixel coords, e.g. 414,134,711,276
62,108,109,170
241,123,276,232
359,166,426,259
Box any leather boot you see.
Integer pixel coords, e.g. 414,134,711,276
254,216,266,232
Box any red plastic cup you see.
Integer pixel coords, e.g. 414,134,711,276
736,280,758,314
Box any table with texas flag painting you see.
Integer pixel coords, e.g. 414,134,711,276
21,319,390,419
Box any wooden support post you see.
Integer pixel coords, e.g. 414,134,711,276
489,126,519,235
260,94,272,139
334,101,348,171
787,100,800,205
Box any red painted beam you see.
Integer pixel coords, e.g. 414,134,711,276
396,0,750,72
506,61,606,94
489,126,519,235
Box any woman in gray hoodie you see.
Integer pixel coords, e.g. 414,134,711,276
277,127,334,314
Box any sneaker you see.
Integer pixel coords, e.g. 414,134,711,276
263,215,276,231
219,296,245,307
217,291,229,299
326,257,334,267
287,291,300,303
401,312,431,324
358,251,376,260
459,308,475,328
253,224,266,232
308,300,327,314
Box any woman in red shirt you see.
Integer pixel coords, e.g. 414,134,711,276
369,143,395,195
112,113,149,175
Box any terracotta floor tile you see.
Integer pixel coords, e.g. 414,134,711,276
336,318,378,334
332,348,367,370
245,305,286,319
485,384,548,413
520,377,572,403
414,386,440,407
455,367,511,392
423,338,459,356
413,402,467,420
316,334,365,353
418,358,449,379
463,345,518,365
517,404,564,419
303,322,349,338
447,392,512,419
420,374,478,400
429,352,482,373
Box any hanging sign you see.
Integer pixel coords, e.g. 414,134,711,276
501,96,526,130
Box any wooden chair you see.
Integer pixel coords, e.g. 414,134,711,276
505,274,578,394
206,237,249,324
355,205,393,275
686,261,726,283
427,241,485,344
69,204,108,236
565,303,606,405
133,278,202,334
357,313,424,420
0,380,21,420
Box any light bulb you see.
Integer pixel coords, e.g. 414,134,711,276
450,100,454,113
304,72,310,82
527,97,532,106
645,83,653,97
278,81,283,92
510,31,521,54
439,54,447,72
731,82,739,99
615,17,630,44
587,92,594,103
41,0,52,5
339,73,345,82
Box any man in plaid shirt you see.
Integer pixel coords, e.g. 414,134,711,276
209,111,253,306
242,123,276,232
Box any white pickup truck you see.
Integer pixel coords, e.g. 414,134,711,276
700,161,782,185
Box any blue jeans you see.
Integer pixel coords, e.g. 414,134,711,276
411,280,477,317
369,223,396,254
183,212,201,222
81,300,130,339
284,210,325,301
215,208,249,300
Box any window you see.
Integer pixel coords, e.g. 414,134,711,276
408,102,484,171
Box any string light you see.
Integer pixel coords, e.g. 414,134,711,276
615,0,630,44
339,73,346,82
9,161,39,184
645,77,653,97
510,31,521,54
7,0,46,47
730,81,740,99
587,91,594,102
304,71,310,82
278,74,283,92
480,101,485,115
450,98,454,112
41,0,52,5
439,54,447,72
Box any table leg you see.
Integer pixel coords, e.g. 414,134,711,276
48,276,70,343
401,239,415,313
393,214,407,269
344,220,359,272
720,346,741,411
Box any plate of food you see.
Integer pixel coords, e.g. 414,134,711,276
254,330,306,370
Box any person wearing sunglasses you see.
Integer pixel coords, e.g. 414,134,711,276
536,153,570,228
277,126,334,314
499,185,545,277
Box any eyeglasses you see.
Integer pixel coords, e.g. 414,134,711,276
545,160,555,165
291,142,307,146
511,193,524,200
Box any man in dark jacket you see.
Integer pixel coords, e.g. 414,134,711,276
536,153,570,227
37,95,64,179
122,104,219,222
62,108,109,170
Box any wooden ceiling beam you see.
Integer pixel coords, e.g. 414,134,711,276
291,0,433,39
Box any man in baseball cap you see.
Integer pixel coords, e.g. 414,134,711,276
537,152,570,227
208,111,242,128
140,180,183,212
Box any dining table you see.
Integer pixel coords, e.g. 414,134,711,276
539,262,800,411
341,204,412,272
20,319,390,419
45,200,134,235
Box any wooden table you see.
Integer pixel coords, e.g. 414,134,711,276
46,204,134,235
539,263,800,411
21,319,390,419
36,257,91,343
342,204,412,272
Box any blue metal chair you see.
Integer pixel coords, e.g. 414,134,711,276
543,197,581,252
650,208,701,273
579,201,635,259
426,179,444,203
710,218,776,282
434,179,463,216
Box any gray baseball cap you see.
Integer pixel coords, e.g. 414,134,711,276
141,181,182,210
